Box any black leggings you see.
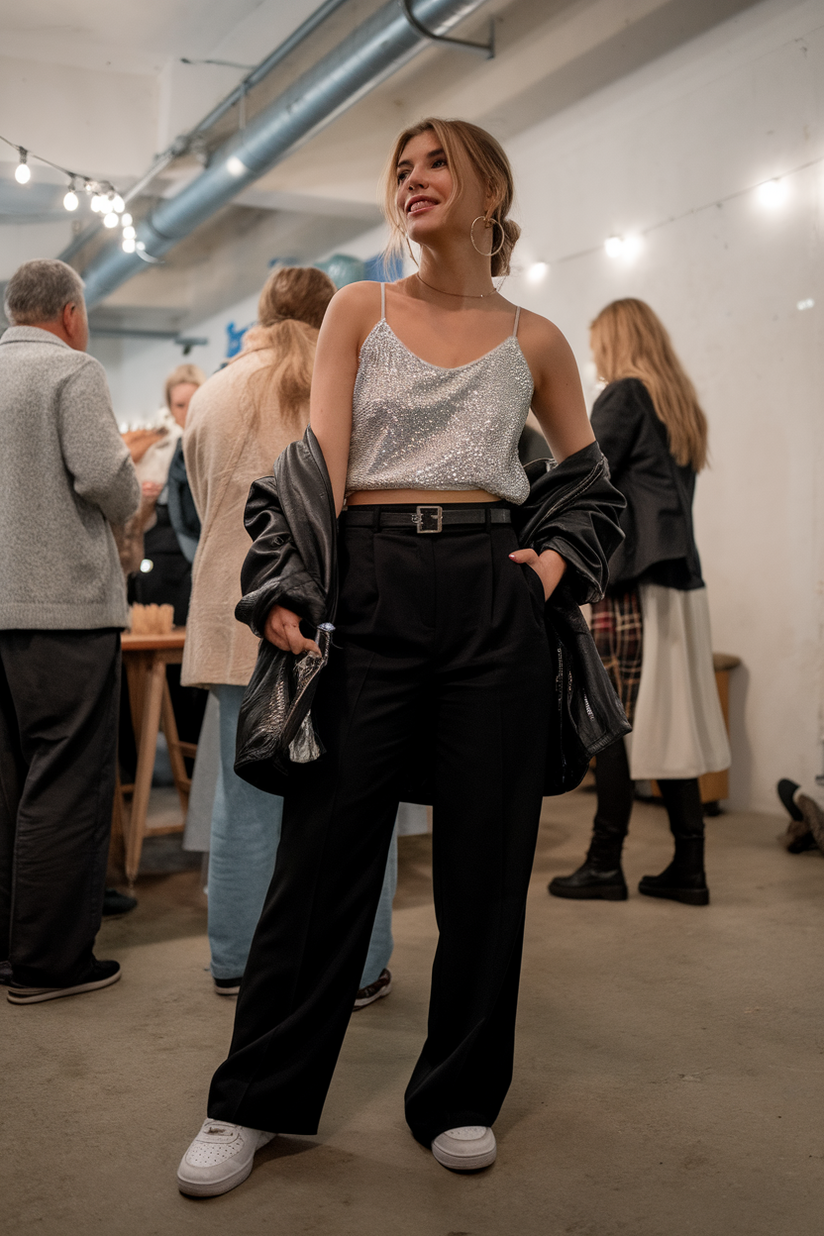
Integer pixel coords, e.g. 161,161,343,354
208,513,552,1144
593,737,704,850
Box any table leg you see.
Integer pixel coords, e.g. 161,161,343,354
161,680,191,814
124,656,166,886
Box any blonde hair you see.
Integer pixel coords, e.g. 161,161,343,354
164,363,205,409
238,265,337,427
590,299,708,472
382,117,520,278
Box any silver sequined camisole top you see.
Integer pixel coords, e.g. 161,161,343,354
346,284,534,504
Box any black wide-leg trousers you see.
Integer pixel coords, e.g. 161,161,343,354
208,514,552,1144
0,628,120,985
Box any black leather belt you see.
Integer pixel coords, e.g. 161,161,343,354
341,504,511,534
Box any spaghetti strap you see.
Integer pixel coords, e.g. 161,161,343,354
380,282,386,321
513,305,521,337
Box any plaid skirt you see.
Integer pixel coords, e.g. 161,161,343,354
590,586,643,724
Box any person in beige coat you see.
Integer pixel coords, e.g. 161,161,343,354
182,267,398,1001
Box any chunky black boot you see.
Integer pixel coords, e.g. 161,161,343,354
549,858,628,900
639,780,709,905
549,739,632,901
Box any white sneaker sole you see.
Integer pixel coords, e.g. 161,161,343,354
7,968,121,1005
353,978,392,1009
431,1131,497,1172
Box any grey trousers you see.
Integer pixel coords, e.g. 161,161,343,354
0,629,120,986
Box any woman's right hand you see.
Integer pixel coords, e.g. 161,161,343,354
264,604,321,657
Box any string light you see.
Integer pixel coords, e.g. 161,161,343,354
121,213,133,227
14,150,30,184
756,178,787,208
527,152,824,275
1,132,127,224
526,261,549,283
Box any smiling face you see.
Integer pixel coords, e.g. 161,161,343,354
395,128,490,248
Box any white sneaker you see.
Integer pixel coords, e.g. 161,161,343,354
177,1119,275,1197
431,1125,497,1171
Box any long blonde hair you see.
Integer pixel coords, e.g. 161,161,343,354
238,265,336,427
382,117,521,278
590,299,708,472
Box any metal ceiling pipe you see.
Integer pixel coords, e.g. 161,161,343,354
80,0,490,306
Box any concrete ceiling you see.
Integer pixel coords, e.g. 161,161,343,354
0,0,763,331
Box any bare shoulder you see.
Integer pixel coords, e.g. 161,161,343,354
515,306,572,357
320,280,383,348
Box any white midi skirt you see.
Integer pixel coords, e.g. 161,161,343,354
626,584,731,781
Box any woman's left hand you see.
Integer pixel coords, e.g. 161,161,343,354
509,547,567,601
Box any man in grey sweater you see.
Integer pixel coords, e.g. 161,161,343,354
0,259,140,1005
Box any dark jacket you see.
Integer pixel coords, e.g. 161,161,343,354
233,428,630,798
590,378,703,590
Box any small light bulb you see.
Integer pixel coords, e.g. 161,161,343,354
122,224,136,240
122,237,136,254
103,211,119,228
604,236,623,258
136,241,146,251
757,179,786,208
63,190,79,211
91,194,104,212
527,261,549,283
139,559,153,574
226,155,248,177
120,212,133,227
797,298,814,311
622,235,643,260
15,160,31,184
111,194,125,213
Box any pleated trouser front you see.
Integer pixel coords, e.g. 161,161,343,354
208,513,552,1144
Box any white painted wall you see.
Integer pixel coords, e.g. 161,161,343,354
505,0,824,811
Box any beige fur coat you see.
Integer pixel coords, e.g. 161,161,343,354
181,348,309,688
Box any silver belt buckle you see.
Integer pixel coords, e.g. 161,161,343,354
413,504,442,533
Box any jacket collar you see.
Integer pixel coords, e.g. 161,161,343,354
0,325,73,349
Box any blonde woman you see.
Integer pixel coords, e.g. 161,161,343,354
550,298,730,907
181,267,336,990
176,118,625,1194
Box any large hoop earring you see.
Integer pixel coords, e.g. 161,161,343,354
470,215,505,258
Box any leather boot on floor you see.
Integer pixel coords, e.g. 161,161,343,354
549,859,628,901
638,839,709,906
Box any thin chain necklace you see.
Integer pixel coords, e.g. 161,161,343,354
415,272,498,299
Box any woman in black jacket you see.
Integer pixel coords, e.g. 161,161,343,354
176,117,625,1197
550,298,730,907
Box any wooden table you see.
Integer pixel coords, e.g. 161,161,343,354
115,630,196,885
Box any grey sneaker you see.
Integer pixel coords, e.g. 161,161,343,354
177,1119,275,1197
431,1126,497,1171
353,968,392,1010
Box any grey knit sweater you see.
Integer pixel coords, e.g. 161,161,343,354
0,326,141,629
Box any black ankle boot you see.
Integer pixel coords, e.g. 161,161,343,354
549,859,628,901
638,838,709,906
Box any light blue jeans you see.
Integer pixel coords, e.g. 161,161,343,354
208,685,395,986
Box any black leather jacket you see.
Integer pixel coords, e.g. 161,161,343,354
591,378,703,590
234,428,630,797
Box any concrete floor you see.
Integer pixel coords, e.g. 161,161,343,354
2,789,823,1236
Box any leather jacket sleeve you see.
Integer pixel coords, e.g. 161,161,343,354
511,441,626,604
234,428,337,638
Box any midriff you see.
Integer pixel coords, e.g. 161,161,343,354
347,488,499,506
